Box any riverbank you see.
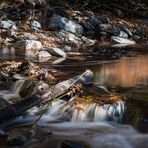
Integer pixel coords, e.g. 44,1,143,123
0,0,148,63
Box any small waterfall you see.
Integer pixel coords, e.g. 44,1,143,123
39,99,125,123
71,109,86,122
94,105,108,121
0,80,25,101
12,80,26,98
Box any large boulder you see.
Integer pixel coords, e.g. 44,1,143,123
49,14,83,35
15,40,42,50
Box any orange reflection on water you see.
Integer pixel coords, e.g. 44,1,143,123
94,55,148,87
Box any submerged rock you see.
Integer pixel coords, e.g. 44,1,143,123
49,14,83,35
0,20,17,30
15,40,42,50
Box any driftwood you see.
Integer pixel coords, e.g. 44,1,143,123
0,95,42,121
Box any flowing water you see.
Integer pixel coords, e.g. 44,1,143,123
0,46,148,147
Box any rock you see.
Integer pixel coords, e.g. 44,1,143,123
30,20,41,31
15,40,42,50
0,20,17,30
100,31,108,36
49,14,83,35
99,23,112,31
9,136,26,146
89,16,102,26
77,69,93,85
133,35,141,40
52,57,66,64
98,17,110,24
82,16,101,32
120,24,133,37
25,48,39,59
56,30,81,46
62,45,72,52
38,51,51,58
46,47,67,57
19,33,38,40
113,9,125,18
82,20,96,31
119,31,128,38
38,51,52,62
105,28,120,36
111,36,136,44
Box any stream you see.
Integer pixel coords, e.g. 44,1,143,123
0,46,148,147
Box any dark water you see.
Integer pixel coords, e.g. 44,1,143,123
0,46,148,147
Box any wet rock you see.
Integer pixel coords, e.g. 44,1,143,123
0,20,17,30
30,20,41,31
105,28,120,36
120,24,133,37
15,40,42,50
46,47,67,57
77,69,93,85
111,36,136,44
49,14,83,35
9,136,26,146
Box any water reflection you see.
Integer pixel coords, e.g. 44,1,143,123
93,55,148,87
0,46,15,59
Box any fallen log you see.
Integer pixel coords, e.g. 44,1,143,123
0,95,42,121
